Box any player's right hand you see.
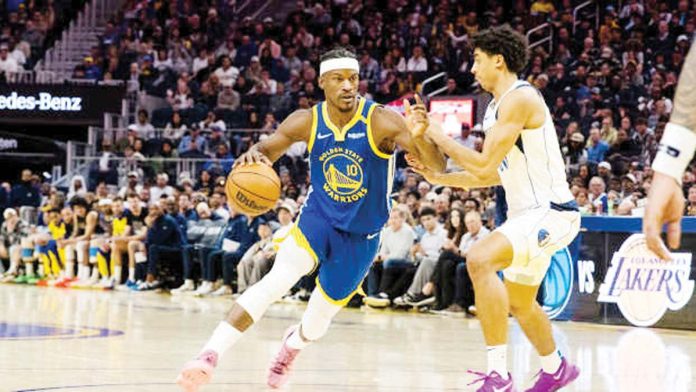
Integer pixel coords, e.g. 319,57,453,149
234,148,272,167
643,171,684,261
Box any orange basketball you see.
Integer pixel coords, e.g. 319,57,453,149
226,163,281,216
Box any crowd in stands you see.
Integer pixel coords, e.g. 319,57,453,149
1,0,696,312
0,0,87,79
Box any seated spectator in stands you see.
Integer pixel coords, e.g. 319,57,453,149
178,126,208,156
66,174,87,201
589,176,608,214
195,170,214,196
89,140,118,188
0,208,31,282
22,20,45,52
178,193,198,222
686,185,696,216
586,127,609,164
434,194,450,223
576,188,592,214
150,173,175,202
163,111,187,141
166,79,195,112
216,81,240,112
0,43,19,81
393,207,447,307
600,116,618,145
607,129,642,168
130,110,155,140
452,211,490,315
118,171,143,199
364,208,416,307
203,143,234,177
208,191,230,221
198,212,264,296
137,203,186,291
563,132,588,174
11,169,41,208
426,208,467,310
406,45,428,72
214,55,239,86
597,161,612,184
236,221,274,294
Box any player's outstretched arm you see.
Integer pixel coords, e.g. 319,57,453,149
424,90,533,180
375,95,446,172
643,42,696,260
235,110,312,167
408,153,500,190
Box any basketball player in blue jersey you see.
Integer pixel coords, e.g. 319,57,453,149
410,26,580,391
176,46,445,391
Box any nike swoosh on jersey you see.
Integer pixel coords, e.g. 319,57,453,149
317,133,332,140
367,232,380,239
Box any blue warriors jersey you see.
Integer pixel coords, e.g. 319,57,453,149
301,98,395,235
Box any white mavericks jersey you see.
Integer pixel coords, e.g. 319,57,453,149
482,80,574,218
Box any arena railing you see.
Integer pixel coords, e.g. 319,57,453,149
573,0,599,35
527,23,554,53
87,127,272,151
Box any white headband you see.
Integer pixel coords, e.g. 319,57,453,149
319,57,360,76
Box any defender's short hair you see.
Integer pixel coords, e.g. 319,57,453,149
320,46,357,63
472,25,529,74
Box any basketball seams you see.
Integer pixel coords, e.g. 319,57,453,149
232,168,281,189
229,176,278,202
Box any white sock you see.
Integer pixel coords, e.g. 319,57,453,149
26,263,35,277
65,261,74,278
113,266,122,283
540,350,563,374
7,260,18,274
201,321,243,360
286,325,310,350
128,267,135,282
487,345,508,376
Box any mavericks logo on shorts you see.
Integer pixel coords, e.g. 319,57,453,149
319,147,368,203
542,247,574,319
598,234,694,327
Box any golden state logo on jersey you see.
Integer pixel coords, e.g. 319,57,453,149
318,146,368,203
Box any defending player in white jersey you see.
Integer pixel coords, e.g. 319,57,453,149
410,26,580,391
643,41,696,260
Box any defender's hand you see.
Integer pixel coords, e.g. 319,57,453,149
643,172,684,261
404,94,429,139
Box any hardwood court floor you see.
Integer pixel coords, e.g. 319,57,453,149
0,284,694,391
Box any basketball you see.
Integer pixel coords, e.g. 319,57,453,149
225,163,281,216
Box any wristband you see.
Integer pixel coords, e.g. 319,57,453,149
651,122,696,185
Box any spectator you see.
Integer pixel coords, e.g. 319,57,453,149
364,208,416,307
589,176,608,214
0,43,19,81
130,110,155,140
235,221,274,294
216,81,241,111
163,112,188,141
406,45,428,72
393,207,447,307
563,132,588,174
11,169,41,208
138,203,186,291
118,172,143,199
427,208,467,311
586,127,609,164
686,185,696,216
150,173,175,202
213,55,240,86
178,126,208,155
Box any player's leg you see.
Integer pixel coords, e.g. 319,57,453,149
267,287,342,389
465,232,514,384
176,235,315,391
14,237,35,283
88,237,105,285
504,208,581,391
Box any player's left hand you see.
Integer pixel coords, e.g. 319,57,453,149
404,94,429,139
643,172,684,261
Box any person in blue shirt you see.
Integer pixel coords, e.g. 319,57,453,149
586,127,609,163
178,126,208,155
137,203,187,291
196,213,264,296
178,46,444,390
11,169,40,208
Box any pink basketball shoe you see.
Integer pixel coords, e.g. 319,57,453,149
267,326,301,389
176,350,218,392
